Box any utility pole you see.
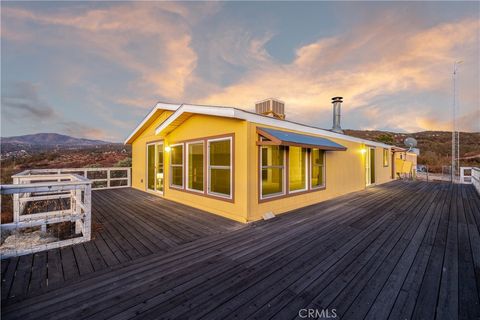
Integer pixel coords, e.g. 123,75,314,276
452,60,463,183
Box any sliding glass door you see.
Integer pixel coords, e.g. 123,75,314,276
147,142,164,194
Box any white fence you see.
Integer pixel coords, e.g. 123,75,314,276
1,167,131,258
472,168,480,195
460,167,480,195
1,173,92,258
12,167,131,190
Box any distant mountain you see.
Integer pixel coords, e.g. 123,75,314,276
1,133,112,146
1,133,118,155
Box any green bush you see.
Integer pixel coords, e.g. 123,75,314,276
115,157,132,167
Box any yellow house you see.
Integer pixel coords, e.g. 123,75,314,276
125,99,398,223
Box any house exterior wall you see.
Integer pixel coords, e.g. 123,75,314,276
245,122,393,221
131,113,249,222
130,111,394,223
375,147,392,183
131,110,174,190
160,115,249,223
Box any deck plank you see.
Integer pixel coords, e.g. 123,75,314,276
1,181,479,320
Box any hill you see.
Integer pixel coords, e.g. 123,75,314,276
344,130,480,172
1,133,118,156
2,133,111,148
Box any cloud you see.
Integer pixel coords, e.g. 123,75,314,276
59,120,111,141
1,82,57,120
1,81,113,140
2,3,212,102
197,15,479,132
2,3,478,136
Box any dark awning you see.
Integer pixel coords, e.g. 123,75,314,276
257,127,347,151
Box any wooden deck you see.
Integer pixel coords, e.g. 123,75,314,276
2,181,480,319
1,188,242,301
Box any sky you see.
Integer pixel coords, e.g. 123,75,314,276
1,1,479,142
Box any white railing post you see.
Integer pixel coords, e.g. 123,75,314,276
12,177,20,222
127,167,131,187
107,168,111,188
74,187,82,234
472,168,480,195
460,167,473,184
83,184,92,241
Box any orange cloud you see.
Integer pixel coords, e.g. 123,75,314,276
2,3,206,100
197,17,479,131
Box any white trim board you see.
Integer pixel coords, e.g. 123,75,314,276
124,102,180,144
154,103,394,149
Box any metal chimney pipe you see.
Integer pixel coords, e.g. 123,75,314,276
331,96,344,134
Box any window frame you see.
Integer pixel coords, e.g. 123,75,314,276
169,143,184,189
310,148,326,190
259,145,286,200
207,136,233,199
288,146,309,194
383,148,389,167
185,140,205,193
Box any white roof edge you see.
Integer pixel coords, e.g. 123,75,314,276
153,103,394,148
124,102,180,144
154,104,236,135
232,109,393,148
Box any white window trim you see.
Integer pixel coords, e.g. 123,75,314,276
260,146,286,200
383,148,389,167
146,142,165,194
169,143,184,189
366,147,376,186
185,140,205,193
310,149,326,190
288,147,309,194
146,142,156,192
207,137,233,199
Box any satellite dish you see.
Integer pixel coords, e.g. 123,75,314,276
404,137,417,151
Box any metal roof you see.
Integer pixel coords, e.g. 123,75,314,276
257,127,347,151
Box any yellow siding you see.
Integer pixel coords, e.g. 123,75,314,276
246,123,393,221
131,110,174,190
375,147,392,183
130,112,394,223
162,115,249,223
132,113,248,222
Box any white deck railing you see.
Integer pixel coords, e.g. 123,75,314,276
12,167,131,190
1,174,92,258
472,168,480,195
460,167,473,184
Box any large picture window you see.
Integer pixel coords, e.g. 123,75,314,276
261,146,285,198
208,138,232,198
187,142,204,192
289,146,307,192
170,144,183,188
311,149,325,188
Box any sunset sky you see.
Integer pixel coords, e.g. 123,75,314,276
1,1,479,142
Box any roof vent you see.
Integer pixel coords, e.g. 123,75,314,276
331,96,344,134
255,98,285,119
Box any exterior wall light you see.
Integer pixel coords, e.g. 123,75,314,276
165,146,171,152
360,148,367,154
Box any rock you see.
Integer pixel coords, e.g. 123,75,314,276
0,230,58,252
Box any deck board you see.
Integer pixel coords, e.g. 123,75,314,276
1,181,480,320
0,188,241,301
